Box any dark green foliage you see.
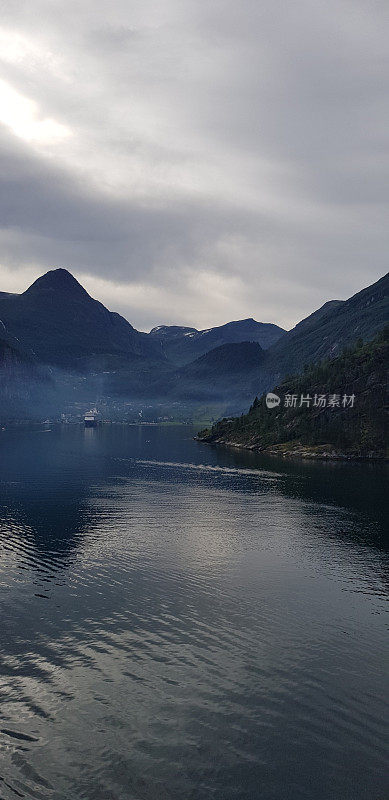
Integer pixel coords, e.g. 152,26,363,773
199,328,389,457
266,273,388,380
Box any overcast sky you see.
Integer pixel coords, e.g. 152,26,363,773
0,0,387,331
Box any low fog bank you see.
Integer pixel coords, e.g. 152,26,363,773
0,362,253,426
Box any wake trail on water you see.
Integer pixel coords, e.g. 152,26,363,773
115,457,281,479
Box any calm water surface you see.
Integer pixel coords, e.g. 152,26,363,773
0,424,388,800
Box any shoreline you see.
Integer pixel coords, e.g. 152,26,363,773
195,436,387,462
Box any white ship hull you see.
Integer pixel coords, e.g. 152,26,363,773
84,408,99,427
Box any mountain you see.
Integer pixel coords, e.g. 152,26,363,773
198,327,389,458
166,275,389,410
0,334,26,366
0,267,387,421
0,268,163,371
164,272,389,409
266,273,389,383
149,324,198,340
149,318,285,365
153,341,265,403
0,333,54,421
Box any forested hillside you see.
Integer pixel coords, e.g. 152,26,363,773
265,272,388,382
198,328,389,458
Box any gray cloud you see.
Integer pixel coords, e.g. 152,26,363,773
0,0,387,330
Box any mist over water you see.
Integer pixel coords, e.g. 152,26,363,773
0,425,388,800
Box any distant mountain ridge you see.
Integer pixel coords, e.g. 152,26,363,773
152,341,265,402
0,269,285,370
149,318,285,365
151,273,389,407
149,324,198,339
0,267,388,421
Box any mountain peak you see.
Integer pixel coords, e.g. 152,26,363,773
23,268,89,298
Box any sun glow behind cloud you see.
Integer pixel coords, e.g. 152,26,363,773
0,1,387,329
0,27,56,68
0,79,71,144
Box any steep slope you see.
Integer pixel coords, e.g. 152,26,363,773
0,334,54,421
185,273,389,415
198,328,389,458
1,268,387,419
266,273,389,383
0,335,26,366
153,341,265,402
149,318,285,365
0,269,163,370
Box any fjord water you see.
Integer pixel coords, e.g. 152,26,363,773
0,426,387,800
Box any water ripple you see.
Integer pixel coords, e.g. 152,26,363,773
0,426,387,799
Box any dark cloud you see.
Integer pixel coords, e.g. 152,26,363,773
0,0,387,329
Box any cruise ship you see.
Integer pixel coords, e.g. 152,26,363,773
84,408,99,427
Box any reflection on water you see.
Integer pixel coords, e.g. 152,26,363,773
0,424,388,800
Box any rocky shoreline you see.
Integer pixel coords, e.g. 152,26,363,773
195,435,386,461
